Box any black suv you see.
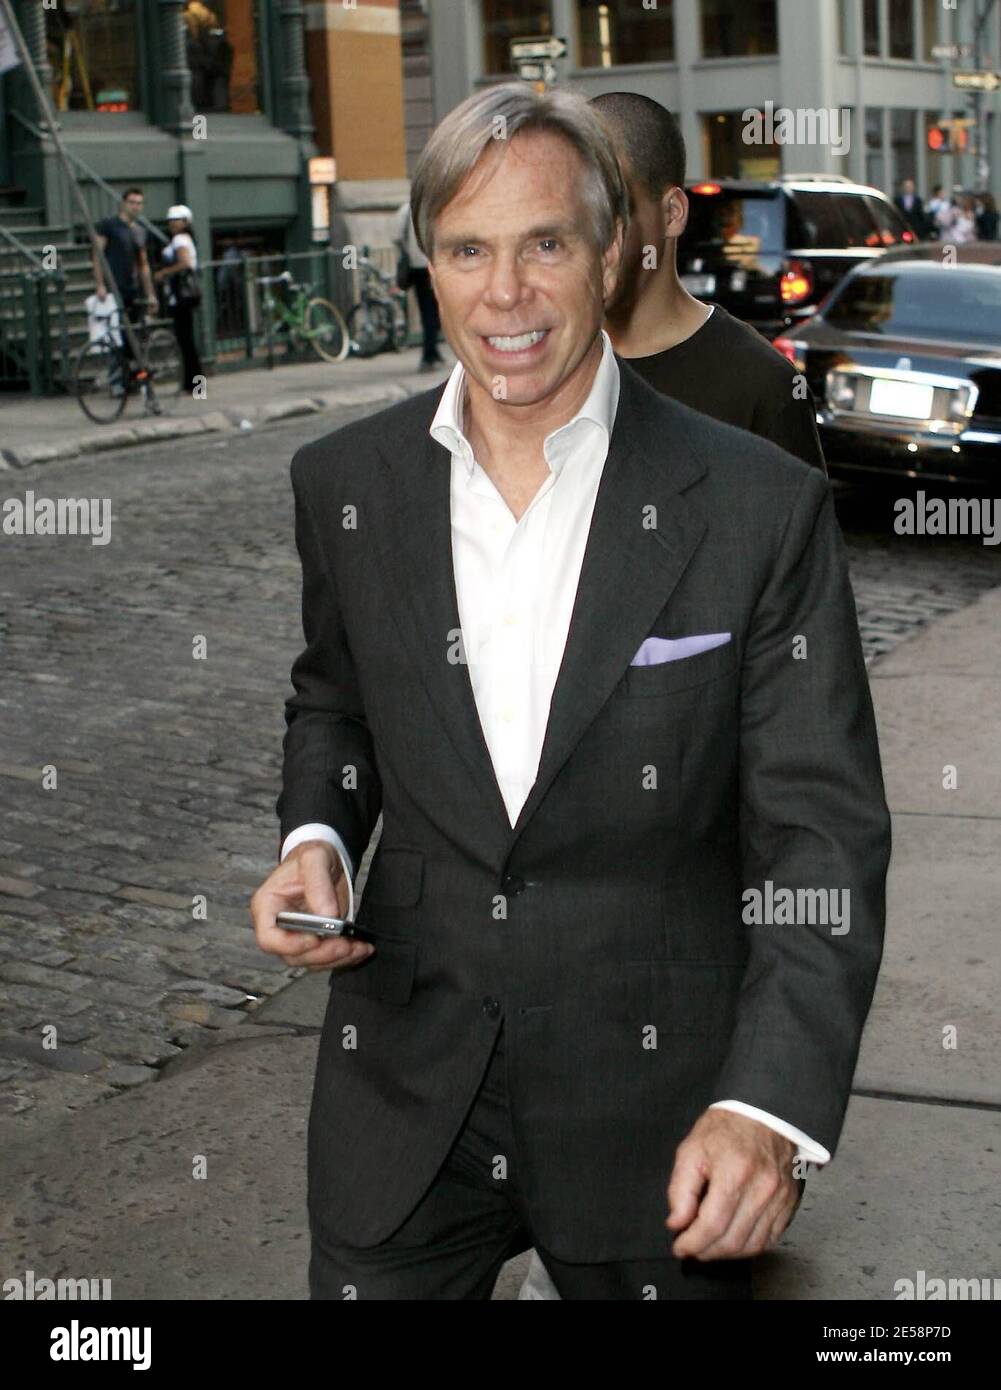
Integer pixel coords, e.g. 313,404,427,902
677,176,917,338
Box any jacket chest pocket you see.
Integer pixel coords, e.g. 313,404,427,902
621,638,738,699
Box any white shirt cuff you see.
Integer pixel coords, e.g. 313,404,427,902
279,824,355,921
710,1100,831,1166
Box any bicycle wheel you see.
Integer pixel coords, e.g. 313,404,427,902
347,300,392,358
304,297,350,363
144,327,182,410
74,337,128,424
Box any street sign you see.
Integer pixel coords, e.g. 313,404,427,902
510,36,567,62
0,8,21,74
513,59,557,84
931,43,972,60
953,70,1001,92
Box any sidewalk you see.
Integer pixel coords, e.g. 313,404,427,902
0,348,451,469
1,584,998,1300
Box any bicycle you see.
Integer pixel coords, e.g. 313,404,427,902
257,271,350,364
73,312,181,425
348,256,409,358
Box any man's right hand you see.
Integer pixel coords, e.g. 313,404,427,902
250,840,374,971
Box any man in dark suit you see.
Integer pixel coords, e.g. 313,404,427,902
251,83,891,1301
895,178,928,239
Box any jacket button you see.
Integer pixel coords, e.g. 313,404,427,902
502,874,525,895
482,997,501,1020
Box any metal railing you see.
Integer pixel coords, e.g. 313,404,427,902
0,268,69,393
0,222,46,268
196,244,402,369
11,110,169,245
0,243,411,394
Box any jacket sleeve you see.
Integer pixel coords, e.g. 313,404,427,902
711,466,891,1157
275,449,382,868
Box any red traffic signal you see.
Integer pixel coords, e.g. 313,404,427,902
928,123,970,152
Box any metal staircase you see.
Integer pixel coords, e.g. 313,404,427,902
0,184,90,393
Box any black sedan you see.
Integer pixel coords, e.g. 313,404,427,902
772,247,1001,487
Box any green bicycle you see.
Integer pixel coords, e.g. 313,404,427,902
257,271,350,364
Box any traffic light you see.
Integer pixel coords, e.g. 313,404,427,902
927,123,970,153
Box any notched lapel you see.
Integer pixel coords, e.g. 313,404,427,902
510,373,709,843
369,410,513,839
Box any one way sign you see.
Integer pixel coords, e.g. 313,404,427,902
510,36,568,63
953,69,1001,92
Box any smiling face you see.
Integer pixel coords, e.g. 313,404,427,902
427,129,622,413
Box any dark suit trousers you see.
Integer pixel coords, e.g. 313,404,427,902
308,1025,753,1301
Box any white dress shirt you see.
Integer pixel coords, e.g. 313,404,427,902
281,329,829,1166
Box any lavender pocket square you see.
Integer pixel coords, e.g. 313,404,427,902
630,632,732,666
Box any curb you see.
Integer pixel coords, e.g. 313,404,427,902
0,380,419,470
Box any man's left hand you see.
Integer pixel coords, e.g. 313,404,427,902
666,1111,802,1260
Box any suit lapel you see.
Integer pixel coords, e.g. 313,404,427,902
509,364,708,844
369,363,710,853
370,391,514,841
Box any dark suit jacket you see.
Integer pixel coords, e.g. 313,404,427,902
895,194,927,238
277,358,891,1262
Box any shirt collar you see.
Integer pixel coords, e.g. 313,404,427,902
430,329,620,479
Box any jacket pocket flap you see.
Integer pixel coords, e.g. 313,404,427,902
360,848,425,908
329,934,417,1006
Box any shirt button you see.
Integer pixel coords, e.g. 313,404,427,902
502,874,525,896
482,997,501,1020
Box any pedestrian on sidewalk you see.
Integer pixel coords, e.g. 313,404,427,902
92,187,157,380
154,205,205,395
253,83,890,1302
395,201,444,372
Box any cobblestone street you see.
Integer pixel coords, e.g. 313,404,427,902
2,408,999,1128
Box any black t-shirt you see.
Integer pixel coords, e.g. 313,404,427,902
623,304,826,472
95,215,147,299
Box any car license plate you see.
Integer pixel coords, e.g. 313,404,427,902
682,273,716,296
868,378,934,420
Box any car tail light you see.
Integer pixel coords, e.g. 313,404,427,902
772,336,807,369
780,259,813,305
902,229,916,243
691,182,722,195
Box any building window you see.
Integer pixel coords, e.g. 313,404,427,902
577,0,675,67
921,0,941,61
703,111,780,178
481,1,554,75
863,0,881,56
890,109,917,184
889,0,915,59
45,0,140,113
183,0,262,114
701,0,777,58
865,106,885,187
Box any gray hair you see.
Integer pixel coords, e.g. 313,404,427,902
411,82,629,258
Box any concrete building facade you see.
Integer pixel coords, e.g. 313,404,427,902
425,0,1001,200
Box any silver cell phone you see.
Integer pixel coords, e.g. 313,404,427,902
276,910,354,938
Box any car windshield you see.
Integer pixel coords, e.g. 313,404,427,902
825,269,1001,345
683,192,785,255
